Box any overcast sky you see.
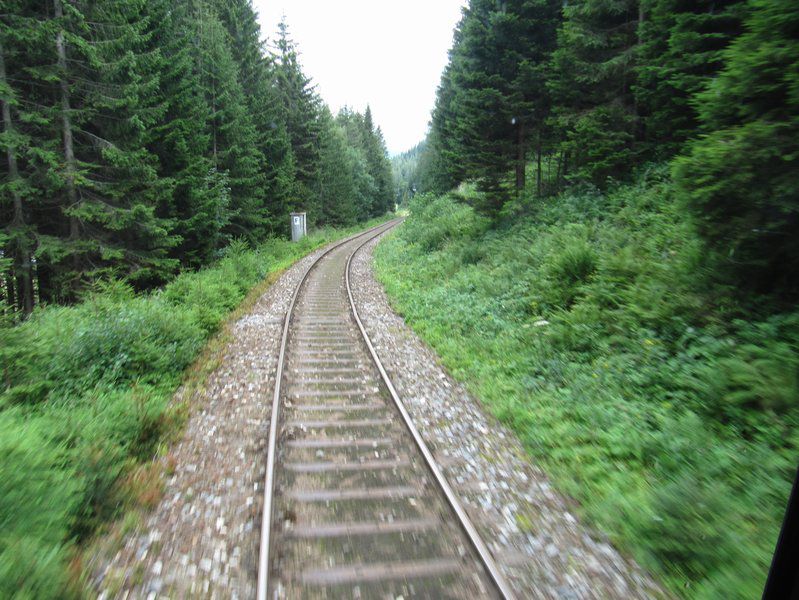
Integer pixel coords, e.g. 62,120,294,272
252,0,466,155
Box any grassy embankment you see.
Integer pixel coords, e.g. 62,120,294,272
373,170,797,599
0,216,390,597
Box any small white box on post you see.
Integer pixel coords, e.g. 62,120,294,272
290,212,307,242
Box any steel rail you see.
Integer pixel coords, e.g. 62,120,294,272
256,218,402,600
345,227,517,600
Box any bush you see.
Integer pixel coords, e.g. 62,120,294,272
374,179,797,598
403,192,486,252
0,216,392,594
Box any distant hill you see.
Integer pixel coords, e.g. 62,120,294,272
391,141,426,206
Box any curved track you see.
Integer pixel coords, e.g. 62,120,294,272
257,220,514,599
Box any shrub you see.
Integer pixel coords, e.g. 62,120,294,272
374,180,798,599
0,216,391,594
403,193,485,252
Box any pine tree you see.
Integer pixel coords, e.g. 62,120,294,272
673,0,799,298
425,64,467,194
549,0,640,186
425,0,559,212
337,107,392,217
1,0,67,305
391,141,425,206
3,1,395,312
141,0,227,268
315,110,363,226
34,0,180,297
0,5,37,314
636,0,745,157
189,0,266,242
272,19,322,217
362,107,394,216
209,0,295,234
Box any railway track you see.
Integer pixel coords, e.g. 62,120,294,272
257,220,514,599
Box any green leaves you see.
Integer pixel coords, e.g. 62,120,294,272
376,181,799,599
426,0,560,210
0,221,376,592
1,1,390,313
674,0,799,297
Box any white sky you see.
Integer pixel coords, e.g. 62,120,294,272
252,0,467,155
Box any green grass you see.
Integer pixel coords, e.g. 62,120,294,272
0,216,390,597
373,171,798,599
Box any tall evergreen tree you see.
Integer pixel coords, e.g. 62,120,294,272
424,64,467,194
1,0,68,305
142,0,227,268
272,19,322,216
362,107,394,216
0,6,37,314
40,0,179,297
189,0,266,241
2,3,394,312
210,0,295,234
425,0,559,212
673,0,799,298
337,106,393,217
391,141,425,205
549,0,641,186
636,0,746,157
315,110,364,226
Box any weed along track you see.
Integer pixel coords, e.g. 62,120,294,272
257,220,514,599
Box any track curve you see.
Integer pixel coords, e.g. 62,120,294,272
257,219,514,599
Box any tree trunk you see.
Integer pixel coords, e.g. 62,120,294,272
536,130,542,198
5,272,15,314
37,262,55,304
555,151,562,188
515,122,526,194
0,38,34,315
635,3,645,141
54,0,81,295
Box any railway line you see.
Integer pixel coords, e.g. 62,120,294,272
257,220,515,599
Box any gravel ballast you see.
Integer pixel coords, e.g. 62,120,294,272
351,230,668,600
92,245,334,599
91,225,667,599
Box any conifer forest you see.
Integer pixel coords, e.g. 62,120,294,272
384,0,799,597
2,0,799,598
1,0,392,310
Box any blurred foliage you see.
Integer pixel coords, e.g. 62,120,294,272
0,217,390,595
674,0,799,299
374,177,797,598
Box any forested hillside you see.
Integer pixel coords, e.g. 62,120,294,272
418,0,797,302
390,141,424,207
0,1,395,594
1,0,392,314
378,0,799,597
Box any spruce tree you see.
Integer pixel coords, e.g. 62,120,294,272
337,107,392,217
425,0,559,212
549,0,640,186
425,64,467,194
636,0,745,157
37,0,180,297
209,0,295,234
2,1,396,310
189,0,266,242
673,0,799,298
272,19,322,217
315,110,363,226
141,0,227,269
1,0,67,305
0,6,38,314
362,107,394,216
